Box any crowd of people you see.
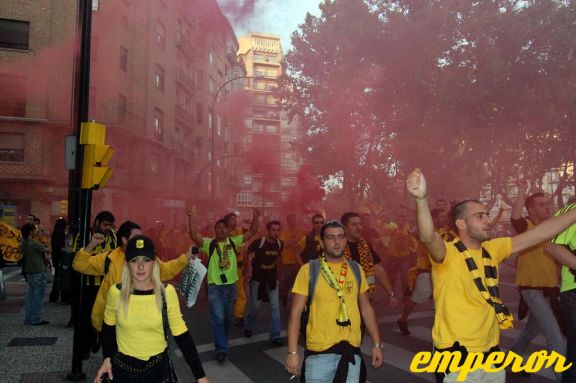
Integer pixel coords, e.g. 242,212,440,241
13,168,576,383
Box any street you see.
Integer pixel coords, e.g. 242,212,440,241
0,262,556,382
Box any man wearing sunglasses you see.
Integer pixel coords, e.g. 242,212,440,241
285,220,384,382
296,214,325,264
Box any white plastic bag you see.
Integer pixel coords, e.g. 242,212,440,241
177,258,207,308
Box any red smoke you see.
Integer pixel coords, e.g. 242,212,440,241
280,164,326,215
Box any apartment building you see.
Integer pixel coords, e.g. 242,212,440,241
237,32,301,217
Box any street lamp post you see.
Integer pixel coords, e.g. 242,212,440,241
209,75,259,201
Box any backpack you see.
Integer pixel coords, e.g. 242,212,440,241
257,236,282,251
208,238,238,260
300,259,362,340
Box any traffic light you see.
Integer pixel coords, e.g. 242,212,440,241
80,122,114,190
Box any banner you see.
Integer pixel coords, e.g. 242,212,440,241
0,221,22,263
177,258,207,308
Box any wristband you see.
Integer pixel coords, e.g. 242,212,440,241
414,194,427,200
288,351,297,355
373,343,384,349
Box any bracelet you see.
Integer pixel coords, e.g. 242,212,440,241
373,343,384,349
414,194,427,200
288,351,297,355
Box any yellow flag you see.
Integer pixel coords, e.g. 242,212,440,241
0,221,22,262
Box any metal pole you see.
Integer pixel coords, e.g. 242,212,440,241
210,75,255,202
67,0,93,380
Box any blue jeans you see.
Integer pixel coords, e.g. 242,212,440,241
305,354,361,383
512,289,565,382
561,289,576,383
208,283,237,353
245,280,281,339
24,272,47,324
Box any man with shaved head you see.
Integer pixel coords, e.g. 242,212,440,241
407,168,576,383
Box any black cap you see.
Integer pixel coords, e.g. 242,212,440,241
125,235,156,262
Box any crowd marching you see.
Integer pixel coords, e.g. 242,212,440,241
8,168,576,383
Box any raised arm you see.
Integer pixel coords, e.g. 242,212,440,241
406,169,446,262
545,243,576,269
187,207,203,245
511,179,529,221
511,208,576,254
72,233,108,275
242,208,261,242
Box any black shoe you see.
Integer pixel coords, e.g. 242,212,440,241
272,338,284,346
244,329,252,338
216,352,227,363
31,320,50,326
396,319,410,335
235,318,245,326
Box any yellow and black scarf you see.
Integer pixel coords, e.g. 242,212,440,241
454,241,513,330
319,257,352,327
344,238,376,293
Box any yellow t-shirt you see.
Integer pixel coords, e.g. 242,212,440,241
431,237,512,352
104,284,187,360
292,260,369,352
280,228,306,265
515,220,559,288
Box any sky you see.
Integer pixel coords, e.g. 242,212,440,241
217,0,323,53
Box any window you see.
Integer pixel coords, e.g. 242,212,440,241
119,46,128,72
92,0,100,11
196,103,203,123
208,51,215,67
156,22,166,48
196,70,203,90
0,18,30,50
237,192,252,206
0,74,26,117
217,116,222,136
0,132,24,162
118,94,127,123
208,112,212,130
153,108,164,141
150,154,160,177
265,125,278,133
154,65,164,90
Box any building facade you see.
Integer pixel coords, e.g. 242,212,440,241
0,0,248,230
237,32,301,218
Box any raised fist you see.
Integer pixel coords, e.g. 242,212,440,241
406,168,427,198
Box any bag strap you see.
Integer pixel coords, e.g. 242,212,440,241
307,259,320,306
161,286,170,342
103,250,113,274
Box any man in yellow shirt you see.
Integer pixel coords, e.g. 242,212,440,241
279,213,306,306
285,220,383,382
407,168,576,383
296,213,325,264
509,180,563,382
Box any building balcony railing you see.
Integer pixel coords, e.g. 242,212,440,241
176,32,196,59
176,69,195,92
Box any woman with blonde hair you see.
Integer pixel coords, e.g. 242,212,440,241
94,235,209,383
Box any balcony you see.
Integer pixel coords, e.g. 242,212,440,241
175,105,194,127
176,32,196,59
176,69,195,93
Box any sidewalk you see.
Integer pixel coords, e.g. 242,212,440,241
0,267,101,383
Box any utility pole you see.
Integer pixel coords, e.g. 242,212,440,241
67,0,93,380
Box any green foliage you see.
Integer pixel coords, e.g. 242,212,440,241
278,0,576,206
